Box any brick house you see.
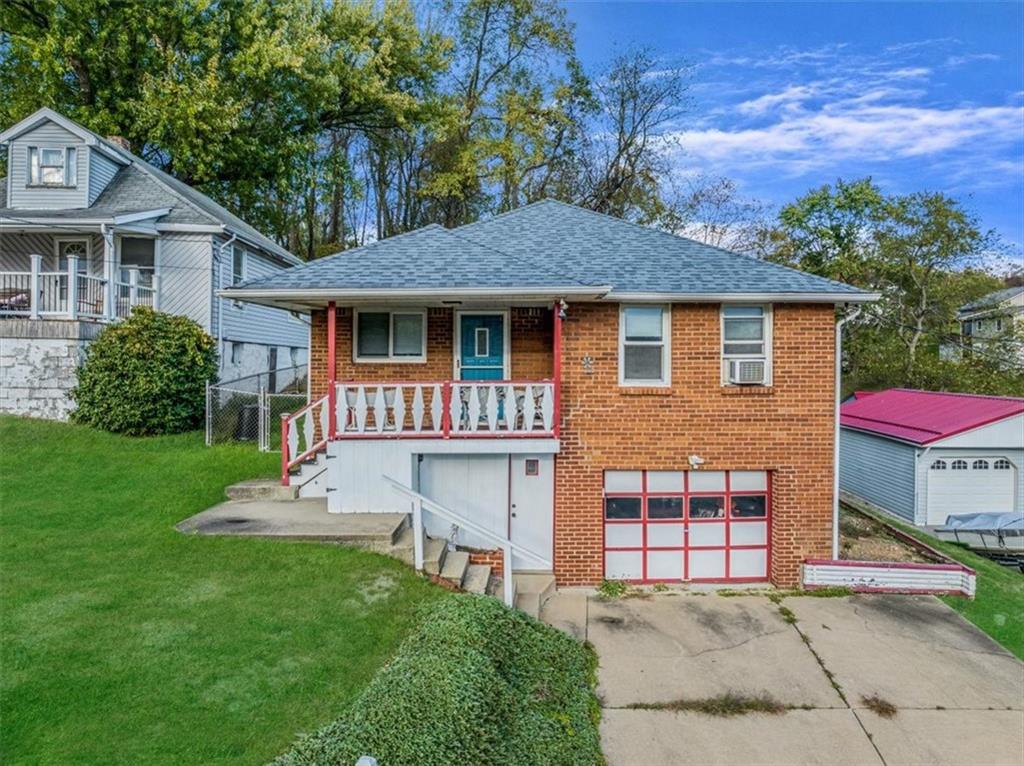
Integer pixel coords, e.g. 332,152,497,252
224,200,874,591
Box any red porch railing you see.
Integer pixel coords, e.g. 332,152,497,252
280,391,332,485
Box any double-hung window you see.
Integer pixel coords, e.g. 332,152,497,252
722,305,772,385
29,146,77,186
354,310,426,362
619,305,670,386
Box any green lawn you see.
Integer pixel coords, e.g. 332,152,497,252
859,507,1024,660
0,416,443,765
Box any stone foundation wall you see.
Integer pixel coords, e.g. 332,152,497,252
0,320,103,421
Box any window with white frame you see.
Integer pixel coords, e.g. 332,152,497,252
722,304,771,385
29,147,77,186
56,239,90,274
232,246,246,285
619,305,670,385
354,310,426,362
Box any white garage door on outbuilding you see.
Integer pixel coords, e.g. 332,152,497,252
840,389,1024,527
926,457,1016,524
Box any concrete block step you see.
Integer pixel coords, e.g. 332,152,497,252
514,591,541,619
439,550,470,587
225,479,298,502
423,537,448,575
462,564,491,595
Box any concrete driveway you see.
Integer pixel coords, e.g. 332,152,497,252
541,591,1024,766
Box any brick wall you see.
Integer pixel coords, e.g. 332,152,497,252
308,301,835,589
309,306,553,397
554,302,836,588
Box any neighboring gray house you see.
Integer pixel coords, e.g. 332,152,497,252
840,389,1024,527
0,108,308,419
957,286,1024,363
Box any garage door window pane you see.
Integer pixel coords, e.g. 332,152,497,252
648,497,683,519
994,459,1011,470
606,497,641,520
730,495,766,518
951,460,968,470
689,496,725,518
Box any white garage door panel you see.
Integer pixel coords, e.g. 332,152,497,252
927,457,1015,525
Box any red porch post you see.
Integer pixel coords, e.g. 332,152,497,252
553,301,563,437
327,301,337,437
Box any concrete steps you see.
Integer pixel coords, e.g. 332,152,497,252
209,485,553,615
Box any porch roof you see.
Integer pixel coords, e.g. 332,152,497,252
221,200,876,309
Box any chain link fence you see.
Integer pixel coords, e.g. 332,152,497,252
206,365,308,451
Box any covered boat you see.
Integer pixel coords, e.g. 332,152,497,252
935,512,1024,568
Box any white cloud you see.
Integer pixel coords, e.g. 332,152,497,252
887,67,931,79
945,53,1001,68
671,102,1023,177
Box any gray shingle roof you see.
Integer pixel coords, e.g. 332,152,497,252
238,224,596,291
236,199,868,298
960,286,1024,313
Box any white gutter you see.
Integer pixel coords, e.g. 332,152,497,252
833,304,863,558
218,285,613,300
607,291,881,304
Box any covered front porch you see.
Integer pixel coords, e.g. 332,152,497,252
0,218,163,321
280,299,566,479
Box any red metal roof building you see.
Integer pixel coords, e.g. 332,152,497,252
841,388,1024,446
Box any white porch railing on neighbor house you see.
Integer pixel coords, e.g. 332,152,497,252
384,475,551,606
0,254,158,320
335,381,556,437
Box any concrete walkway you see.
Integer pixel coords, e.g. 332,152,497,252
176,498,408,545
540,590,1024,766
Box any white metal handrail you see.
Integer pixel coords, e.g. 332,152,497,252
384,475,550,606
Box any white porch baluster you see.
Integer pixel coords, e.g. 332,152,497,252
485,385,499,431
287,416,299,458
392,385,406,432
302,410,313,453
540,384,554,432
521,385,536,432
467,385,481,431
448,384,461,432
354,386,369,432
319,398,329,440
412,385,425,432
430,384,443,432
503,384,517,431
335,385,348,433
372,386,386,433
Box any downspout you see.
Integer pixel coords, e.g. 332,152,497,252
833,304,862,559
216,233,238,372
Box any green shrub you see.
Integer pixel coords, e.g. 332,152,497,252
274,594,603,766
71,307,217,436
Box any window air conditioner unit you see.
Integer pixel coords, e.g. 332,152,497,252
727,359,766,385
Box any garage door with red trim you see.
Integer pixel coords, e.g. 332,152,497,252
603,470,771,583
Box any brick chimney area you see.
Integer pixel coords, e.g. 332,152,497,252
106,135,131,151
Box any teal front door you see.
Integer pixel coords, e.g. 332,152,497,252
459,314,505,380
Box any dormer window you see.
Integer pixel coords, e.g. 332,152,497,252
28,146,77,187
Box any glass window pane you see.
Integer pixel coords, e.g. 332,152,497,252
624,344,663,380
731,495,766,518
624,307,663,341
605,497,642,520
648,497,683,519
66,148,77,185
41,166,63,184
724,305,764,318
724,318,763,340
689,496,725,519
120,238,155,269
40,148,64,165
357,313,389,357
393,313,423,356
724,342,764,356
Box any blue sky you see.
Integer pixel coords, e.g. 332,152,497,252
565,2,1024,258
